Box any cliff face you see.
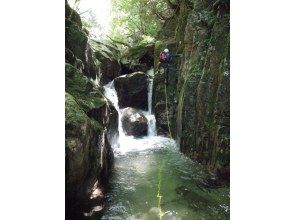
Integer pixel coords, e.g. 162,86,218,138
153,0,230,180
65,2,119,219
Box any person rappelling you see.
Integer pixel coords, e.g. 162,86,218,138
159,48,181,85
159,48,173,85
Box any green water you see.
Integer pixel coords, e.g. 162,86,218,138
101,137,229,220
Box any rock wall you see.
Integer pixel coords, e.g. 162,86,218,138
65,2,119,219
153,0,230,180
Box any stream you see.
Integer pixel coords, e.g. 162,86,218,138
102,69,229,220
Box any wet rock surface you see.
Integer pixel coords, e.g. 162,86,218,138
152,0,230,181
65,2,118,219
121,107,148,137
92,40,121,85
114,72,148,110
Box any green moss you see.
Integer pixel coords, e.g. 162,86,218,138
65,1,82,27
151,0,230,176
65,92,89,139
65,18,88,62
91,39,121,61
174,1,190,43
65,92,103,140
120,42,154,70
90,117,104,132
65,63,106,113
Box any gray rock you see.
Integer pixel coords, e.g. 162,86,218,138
121,107,148,137
114,72,148,110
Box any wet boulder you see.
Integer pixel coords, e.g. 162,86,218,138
94,51,121,85
91,40,121,85
114,72,148,110
121,107,148,137
106,104,119,147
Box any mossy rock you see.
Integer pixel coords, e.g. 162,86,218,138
121,42,154,73
157,17,178,39
65,92,103,213
65,63,106,114
65,92,89,139
65,19,88,65
151,0,230,181
90,39,121,61
65,1,82,27
65,4,98,79
122,42,154,62
90,40,121,84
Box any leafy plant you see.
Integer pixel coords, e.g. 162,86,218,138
110,0,178,45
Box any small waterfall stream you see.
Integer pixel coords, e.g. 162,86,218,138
104,69,158,154
102,69,229,219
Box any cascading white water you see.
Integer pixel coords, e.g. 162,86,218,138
102,70,230,220
103,68,173,154
103,80,124,149
145,68,156,136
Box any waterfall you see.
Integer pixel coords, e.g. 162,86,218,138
147,68,154,114
103,69,159,154
146,68,156,137
103,80,125,148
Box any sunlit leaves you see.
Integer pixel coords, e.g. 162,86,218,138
110,0,173,45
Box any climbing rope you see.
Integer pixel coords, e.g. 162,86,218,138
156,158,166,220
164,69,172,139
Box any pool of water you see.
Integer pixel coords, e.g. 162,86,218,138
102,70,229,220
101,137,229,220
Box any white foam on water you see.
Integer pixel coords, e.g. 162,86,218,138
103,69,174,155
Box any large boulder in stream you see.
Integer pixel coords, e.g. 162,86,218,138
121,107,148,137
114,72,148,110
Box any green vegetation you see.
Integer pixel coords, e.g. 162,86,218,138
111,0,179,45
65,63,106,113
65,0,230,218
65,0,230,180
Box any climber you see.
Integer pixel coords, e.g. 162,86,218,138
159,48,173,85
